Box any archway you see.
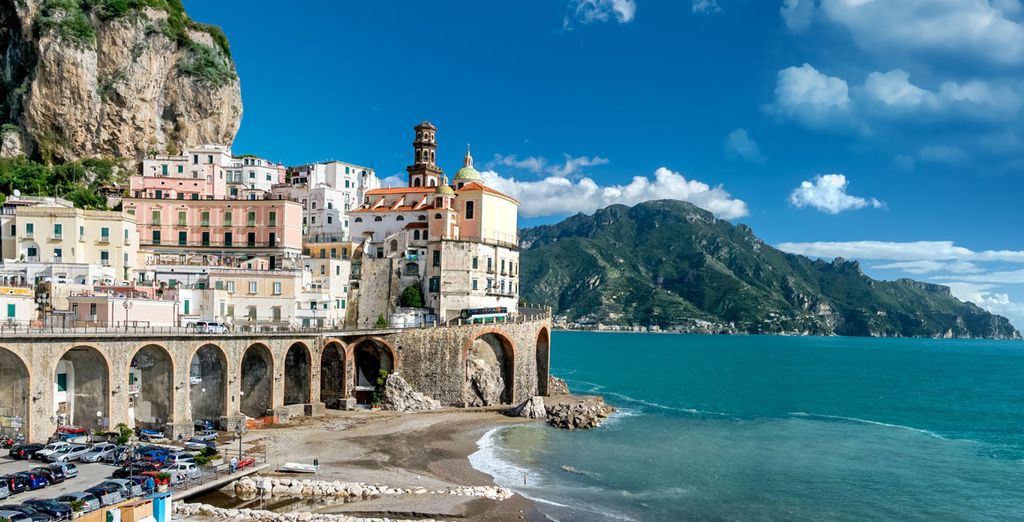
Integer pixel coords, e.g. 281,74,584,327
0,348,29,438
284,343,310,405
55,346,109,431
464,333,515,406
320,342,346,409
189,344,227,425
536,328,550,396
352,340,394,405
129,345,173,431
240,344,273,418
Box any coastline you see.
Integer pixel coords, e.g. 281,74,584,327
190,410,551,521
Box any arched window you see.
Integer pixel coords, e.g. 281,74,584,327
418,215,427,221
396,215,405,221
403,262,419,276
434,213,442,219
413,230,420,240
389,240,398,252
413,178,422,187
428,178,436,187
374,216,383,222
354,217,363,223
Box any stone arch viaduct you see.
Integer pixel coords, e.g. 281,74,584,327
0,316,551,442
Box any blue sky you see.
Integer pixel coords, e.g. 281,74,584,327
184,0,1024,328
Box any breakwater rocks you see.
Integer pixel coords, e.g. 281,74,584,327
229,476,513,502
174,501,424,522
508,395,616,430
382,374,441,412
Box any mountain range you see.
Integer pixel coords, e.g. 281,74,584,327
519,200,1020,339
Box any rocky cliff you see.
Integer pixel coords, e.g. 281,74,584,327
0,0,241,162
520,200,1022,340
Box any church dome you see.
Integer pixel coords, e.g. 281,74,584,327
453,145,483,182
435,183,455,196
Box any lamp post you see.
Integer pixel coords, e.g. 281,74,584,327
234,423,246,463
122,299,133,332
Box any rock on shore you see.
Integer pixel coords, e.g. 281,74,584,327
228,475,513,502
382,373,440,412
548,375,570,395
545,396,615,430
507,396,546,419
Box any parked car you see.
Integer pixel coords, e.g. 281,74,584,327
2,475,29,494
47,444,90,463
164,452,194,465
127,476,155,494
193,420,216,432
193,321,228,334
193,430,218,442
164,462,202,482
112,463,160,479
0,504,56,522
104,446,130,464
9,444,45,460
102,479,143,499
47,463,77,479
78,444,117,463
0,482,10,500
184,438,214,451
83,485,121,507
0,509,32,522
21,499,71,520
13,472,49,491
33,443,69,461
28,467,63,485
53,492,100,513
137,449,169,464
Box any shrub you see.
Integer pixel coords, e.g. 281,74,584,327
399,285,424,308
374,314,389,328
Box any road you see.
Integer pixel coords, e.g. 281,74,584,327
0,455,124,503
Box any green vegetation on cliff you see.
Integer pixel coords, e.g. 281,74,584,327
0,157,121,209
520,200,1020,339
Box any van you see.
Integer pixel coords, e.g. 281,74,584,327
193,321,228,334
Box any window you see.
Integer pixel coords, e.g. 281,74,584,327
151,210,161,225
184,299,190,315
247,211,256,226
100,250,110,266
152,230,161,244
472,257,478,269
53,223,62,239
177,165,183,173
89,303,97,316
201,231,210,246
201,212,210,226
57,372,67,392
53,248,62,260
208,155,213,164
247,232,256,246
429,277,440,293
268,212,276,226
310,301,317,310
273,282,282,295
354,217,362,223
374,216,382,222
193,154,199,164
178,211,187,226
432,250,441,267
320,265,325,275
487,257,493,272
227,304,235,318
178,231,187,245
327,216,332,224
224,232,232,246
269,232,276,245
25,223,33,236
396,215,405,221
248,281,257,294
224,212,232,226
161,164,168,175
100,226,109,241
465,201,475,219
26,246,36,258
413,230,420,240
501,259,506,273
79,225,84,236
330,248,337,259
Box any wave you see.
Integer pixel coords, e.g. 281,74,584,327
787,412,948,439
600,391,731,418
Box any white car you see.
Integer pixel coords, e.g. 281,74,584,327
166,462,202,482
165,452,195,465
194,321,228,334
34,442,71,461
48,443,91,463
79,443,118,463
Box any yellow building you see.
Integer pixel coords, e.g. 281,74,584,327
1,204,139,283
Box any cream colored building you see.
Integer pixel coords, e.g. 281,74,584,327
1,204,139,283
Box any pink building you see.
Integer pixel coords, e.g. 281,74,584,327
123,198,304,261
129,161,227,200
67,294,178,327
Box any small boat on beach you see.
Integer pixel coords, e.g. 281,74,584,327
281,462,319,473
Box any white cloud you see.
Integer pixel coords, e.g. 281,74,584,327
776,240,1024,264
917,144,970,165
767,64,852,126
380,174,405,187
692,0,721,14
567,0,636,25
862,69,938,110
723,129,766,163
488,153,608,177
781,0,815,31
944,282,1024,330
872,260,983,274
788,174,883,214
861,69,1022,117
481,166,749,219
814,0,1024,65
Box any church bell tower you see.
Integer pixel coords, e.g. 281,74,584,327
407,121,444,188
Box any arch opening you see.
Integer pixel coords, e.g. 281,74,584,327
56,347,109,431
284,343,311,406
130,345,173,431
319,342,346,409
189,344,227,425
464,333,514,406
0,348,29,438
353,341,394,405
240,344,273,418
536,329,550,396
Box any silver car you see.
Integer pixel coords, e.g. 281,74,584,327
50,462,79,478
0,482,9,500
103,479,143,499
0,509,30,522
55,492,101,513
79,443,117,463
48,443,91,463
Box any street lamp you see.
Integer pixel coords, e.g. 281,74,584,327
234,423,247,462
123,299,133,331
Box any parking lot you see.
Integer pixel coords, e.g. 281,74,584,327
0,453,120,502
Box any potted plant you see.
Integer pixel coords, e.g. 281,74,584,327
155,472,172,491
371,369,389,410
69,499,85,519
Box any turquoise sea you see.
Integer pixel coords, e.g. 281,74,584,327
469,332,1024,521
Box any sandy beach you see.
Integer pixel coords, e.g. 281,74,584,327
190,409,550,521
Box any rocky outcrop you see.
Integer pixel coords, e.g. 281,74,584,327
546,396,615,430
228,476,513,503
464,356,503,407
548,375,570,395
507,396,546,419
382,373,440,412
0,0,241,162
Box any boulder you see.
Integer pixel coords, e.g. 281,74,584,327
546,396,615,430
548,376,570,395
383,373,441,412
464,356,504,407
508,396,547,419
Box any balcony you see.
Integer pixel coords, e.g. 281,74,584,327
50,234,62,241
97,236,110,244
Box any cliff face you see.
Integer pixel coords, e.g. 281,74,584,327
0,0,241,162
520,200,1022,340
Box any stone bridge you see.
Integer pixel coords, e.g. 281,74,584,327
0,316,551,442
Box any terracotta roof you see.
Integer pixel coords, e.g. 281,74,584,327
405,222,428,229
350,205,423,213
457,182,519,203
365,187,435,195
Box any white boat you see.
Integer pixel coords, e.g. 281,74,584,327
281,462,319,473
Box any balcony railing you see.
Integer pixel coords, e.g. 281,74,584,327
141,240,284,248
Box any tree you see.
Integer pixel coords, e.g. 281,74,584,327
115,422,132,444
399,285,424,308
